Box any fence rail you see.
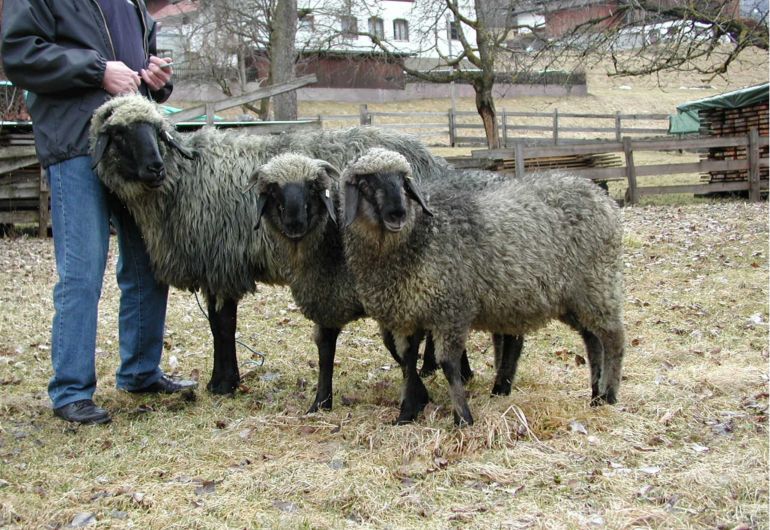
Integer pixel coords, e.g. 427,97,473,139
302,106,672,147
467,129,769,203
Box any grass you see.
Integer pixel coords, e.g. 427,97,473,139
1,52,768,529
1,201,767,530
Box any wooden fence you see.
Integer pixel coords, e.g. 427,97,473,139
468,129,769,204
303,106,671,147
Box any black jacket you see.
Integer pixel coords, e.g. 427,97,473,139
1,0,172,168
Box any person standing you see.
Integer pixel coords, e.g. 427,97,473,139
2,0,197,424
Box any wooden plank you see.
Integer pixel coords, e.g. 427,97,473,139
634,159,750,177
0,156,39,174
168,74,317,124
0,210,37,224
637,181,754,195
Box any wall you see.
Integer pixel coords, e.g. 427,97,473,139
169,79,587,104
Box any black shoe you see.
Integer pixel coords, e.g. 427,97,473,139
128,374,198,394
53,400,112,425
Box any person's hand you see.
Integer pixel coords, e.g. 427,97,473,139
141,56,173,92
102,61,141,95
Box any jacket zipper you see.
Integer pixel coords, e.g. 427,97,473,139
89,0,117,60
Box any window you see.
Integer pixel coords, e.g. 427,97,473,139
393,19,409,41
448,20,460,40
340,16,358,38
299,13,315,32
368,17,384,39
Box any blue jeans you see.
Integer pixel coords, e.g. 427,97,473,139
47,156,168,408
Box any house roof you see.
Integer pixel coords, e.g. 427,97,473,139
152,0,198,21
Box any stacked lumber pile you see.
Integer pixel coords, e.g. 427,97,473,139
0,88,46,234
699,102,769,183
446,152,622,174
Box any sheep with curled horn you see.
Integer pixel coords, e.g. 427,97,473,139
89,94,451,396
341,148,626,426
246,152,522,423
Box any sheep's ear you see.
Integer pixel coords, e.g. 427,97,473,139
243,167,263,194
160,130,197,160
403,176,434,217
91,133,111,170
318,163,339,226
321,187,337,226
319,161,340,180
343,181,359,228
254,193,268,230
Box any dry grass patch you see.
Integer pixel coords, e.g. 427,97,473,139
0,198,767,529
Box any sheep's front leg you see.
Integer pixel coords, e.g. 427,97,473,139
491,334,524,396
307,325,340,413
436,331,474,426
206,296,240,394
395,332,430,425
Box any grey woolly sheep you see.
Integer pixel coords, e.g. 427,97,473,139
341,148,625,426
89,94,449,396
247,152,521,423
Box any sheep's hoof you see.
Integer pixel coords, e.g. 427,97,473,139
206,379,238,395
307,398,332,414
590,392,617,407
453,410,474,427
393,403,425,425
491,380,512,396
419,362,438,378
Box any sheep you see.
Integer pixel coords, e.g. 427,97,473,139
89,94,451,396
341,148,625,426
246,153,524,422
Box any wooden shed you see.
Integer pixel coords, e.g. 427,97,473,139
673,83,768,187
0,81,47,235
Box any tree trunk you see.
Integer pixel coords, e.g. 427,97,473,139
271,0,298,121
474,78,499,149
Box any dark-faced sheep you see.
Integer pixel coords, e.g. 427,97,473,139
89,95,449,396
341,148,626,426
247,153,523,423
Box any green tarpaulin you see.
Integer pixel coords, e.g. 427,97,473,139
668,82,770,134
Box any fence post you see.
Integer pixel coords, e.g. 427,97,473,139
448,108,456,147
38,167,49,238
615,111,622,142
748,127,761,202
502,110,508,148
514,142,525,179
623,136,639,205
359,104,370,125
553,108,559,145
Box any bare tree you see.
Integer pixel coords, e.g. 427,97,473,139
178,0,299,119
358,0,767,149
271,0,298,120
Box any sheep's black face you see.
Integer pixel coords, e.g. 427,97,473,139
109,122,166,188
346,171,411,232
260,181,332,241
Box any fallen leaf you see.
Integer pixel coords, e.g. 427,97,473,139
273,500,299,513
691,443,709,453
195,481,217,496
569,420,588,435
69,512,96,527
